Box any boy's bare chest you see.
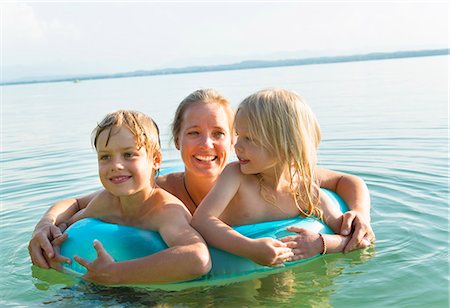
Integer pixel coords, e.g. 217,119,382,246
93,202,157,230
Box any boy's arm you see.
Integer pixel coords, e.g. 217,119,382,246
28,192,98,268
74,205,211,284
316,167,375,251
192,164,293,266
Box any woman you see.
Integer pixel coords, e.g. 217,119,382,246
29,89,374,281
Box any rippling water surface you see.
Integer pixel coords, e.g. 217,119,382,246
1,55,448,307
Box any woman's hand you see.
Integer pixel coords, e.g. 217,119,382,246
279,227,324,260
28,223,66,268
46,233,71,271
340,210,375,252
74,240,118,285
249,238,294,266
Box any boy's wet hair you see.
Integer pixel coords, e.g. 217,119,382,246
236,88,321,218
92,110,161,160
171,89,234,147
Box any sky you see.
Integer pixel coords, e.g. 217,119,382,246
2,1,449,81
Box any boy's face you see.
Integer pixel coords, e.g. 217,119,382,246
96,126,158,197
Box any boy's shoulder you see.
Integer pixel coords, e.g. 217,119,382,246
89,189,116,207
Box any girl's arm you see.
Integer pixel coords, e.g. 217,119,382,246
73,205,211,284
280,191,369,260
280,227,351,260
192,163,293,266
28,192,98,268
316,167,375,251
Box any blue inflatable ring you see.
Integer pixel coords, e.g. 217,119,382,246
60,189,348,288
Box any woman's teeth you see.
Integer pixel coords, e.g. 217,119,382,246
195,155,216,161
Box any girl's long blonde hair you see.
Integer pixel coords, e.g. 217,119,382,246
237,88,321,217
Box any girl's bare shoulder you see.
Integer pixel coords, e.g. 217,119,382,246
222,162,243,177
223,162,256,184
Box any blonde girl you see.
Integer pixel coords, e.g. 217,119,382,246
192,89,350,266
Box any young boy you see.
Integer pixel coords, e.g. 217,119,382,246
47,110,210,284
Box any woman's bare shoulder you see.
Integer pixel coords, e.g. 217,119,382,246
150,187,191,218
156,171,183,192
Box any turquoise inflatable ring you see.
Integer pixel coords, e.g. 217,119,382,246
60,189,348,289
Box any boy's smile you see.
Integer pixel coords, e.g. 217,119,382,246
109,175,132,184
96,126,155,197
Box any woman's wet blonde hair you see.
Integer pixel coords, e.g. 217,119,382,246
171,89,234,147
236,88,321,217
92,110,161,170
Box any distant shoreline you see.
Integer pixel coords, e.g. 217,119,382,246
2,48,448,86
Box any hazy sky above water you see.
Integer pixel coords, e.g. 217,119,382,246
2,1,448,80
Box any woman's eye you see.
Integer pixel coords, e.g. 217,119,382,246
213,131,225,138
187,131,199,136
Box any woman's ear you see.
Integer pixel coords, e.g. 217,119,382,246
174,136,180,150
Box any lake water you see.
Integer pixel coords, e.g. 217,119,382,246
1,55,448,307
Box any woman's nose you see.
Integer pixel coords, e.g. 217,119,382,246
199,134,214,148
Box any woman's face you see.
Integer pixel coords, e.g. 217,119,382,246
177,102,234,179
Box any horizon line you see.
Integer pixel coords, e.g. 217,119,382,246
1,48,448,87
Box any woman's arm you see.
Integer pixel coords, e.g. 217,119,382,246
317,167,370,219
280,189,370,260
280,227,351,260
73,205,211,284
192,164,293,266
316,167,375,252
28,192,98,268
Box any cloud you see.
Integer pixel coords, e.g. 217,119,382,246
2,1,82,67
2,2,448,80
2,1,45,44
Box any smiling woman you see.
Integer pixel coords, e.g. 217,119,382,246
158,89,235,213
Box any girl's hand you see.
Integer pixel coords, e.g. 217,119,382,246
340,211,375,252
249,238,294,266
74,240,118,284
28,223,65,268
279,227,324,260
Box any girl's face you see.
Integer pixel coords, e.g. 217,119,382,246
234,111,276,175
177,102,233,179
96,126,159,197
